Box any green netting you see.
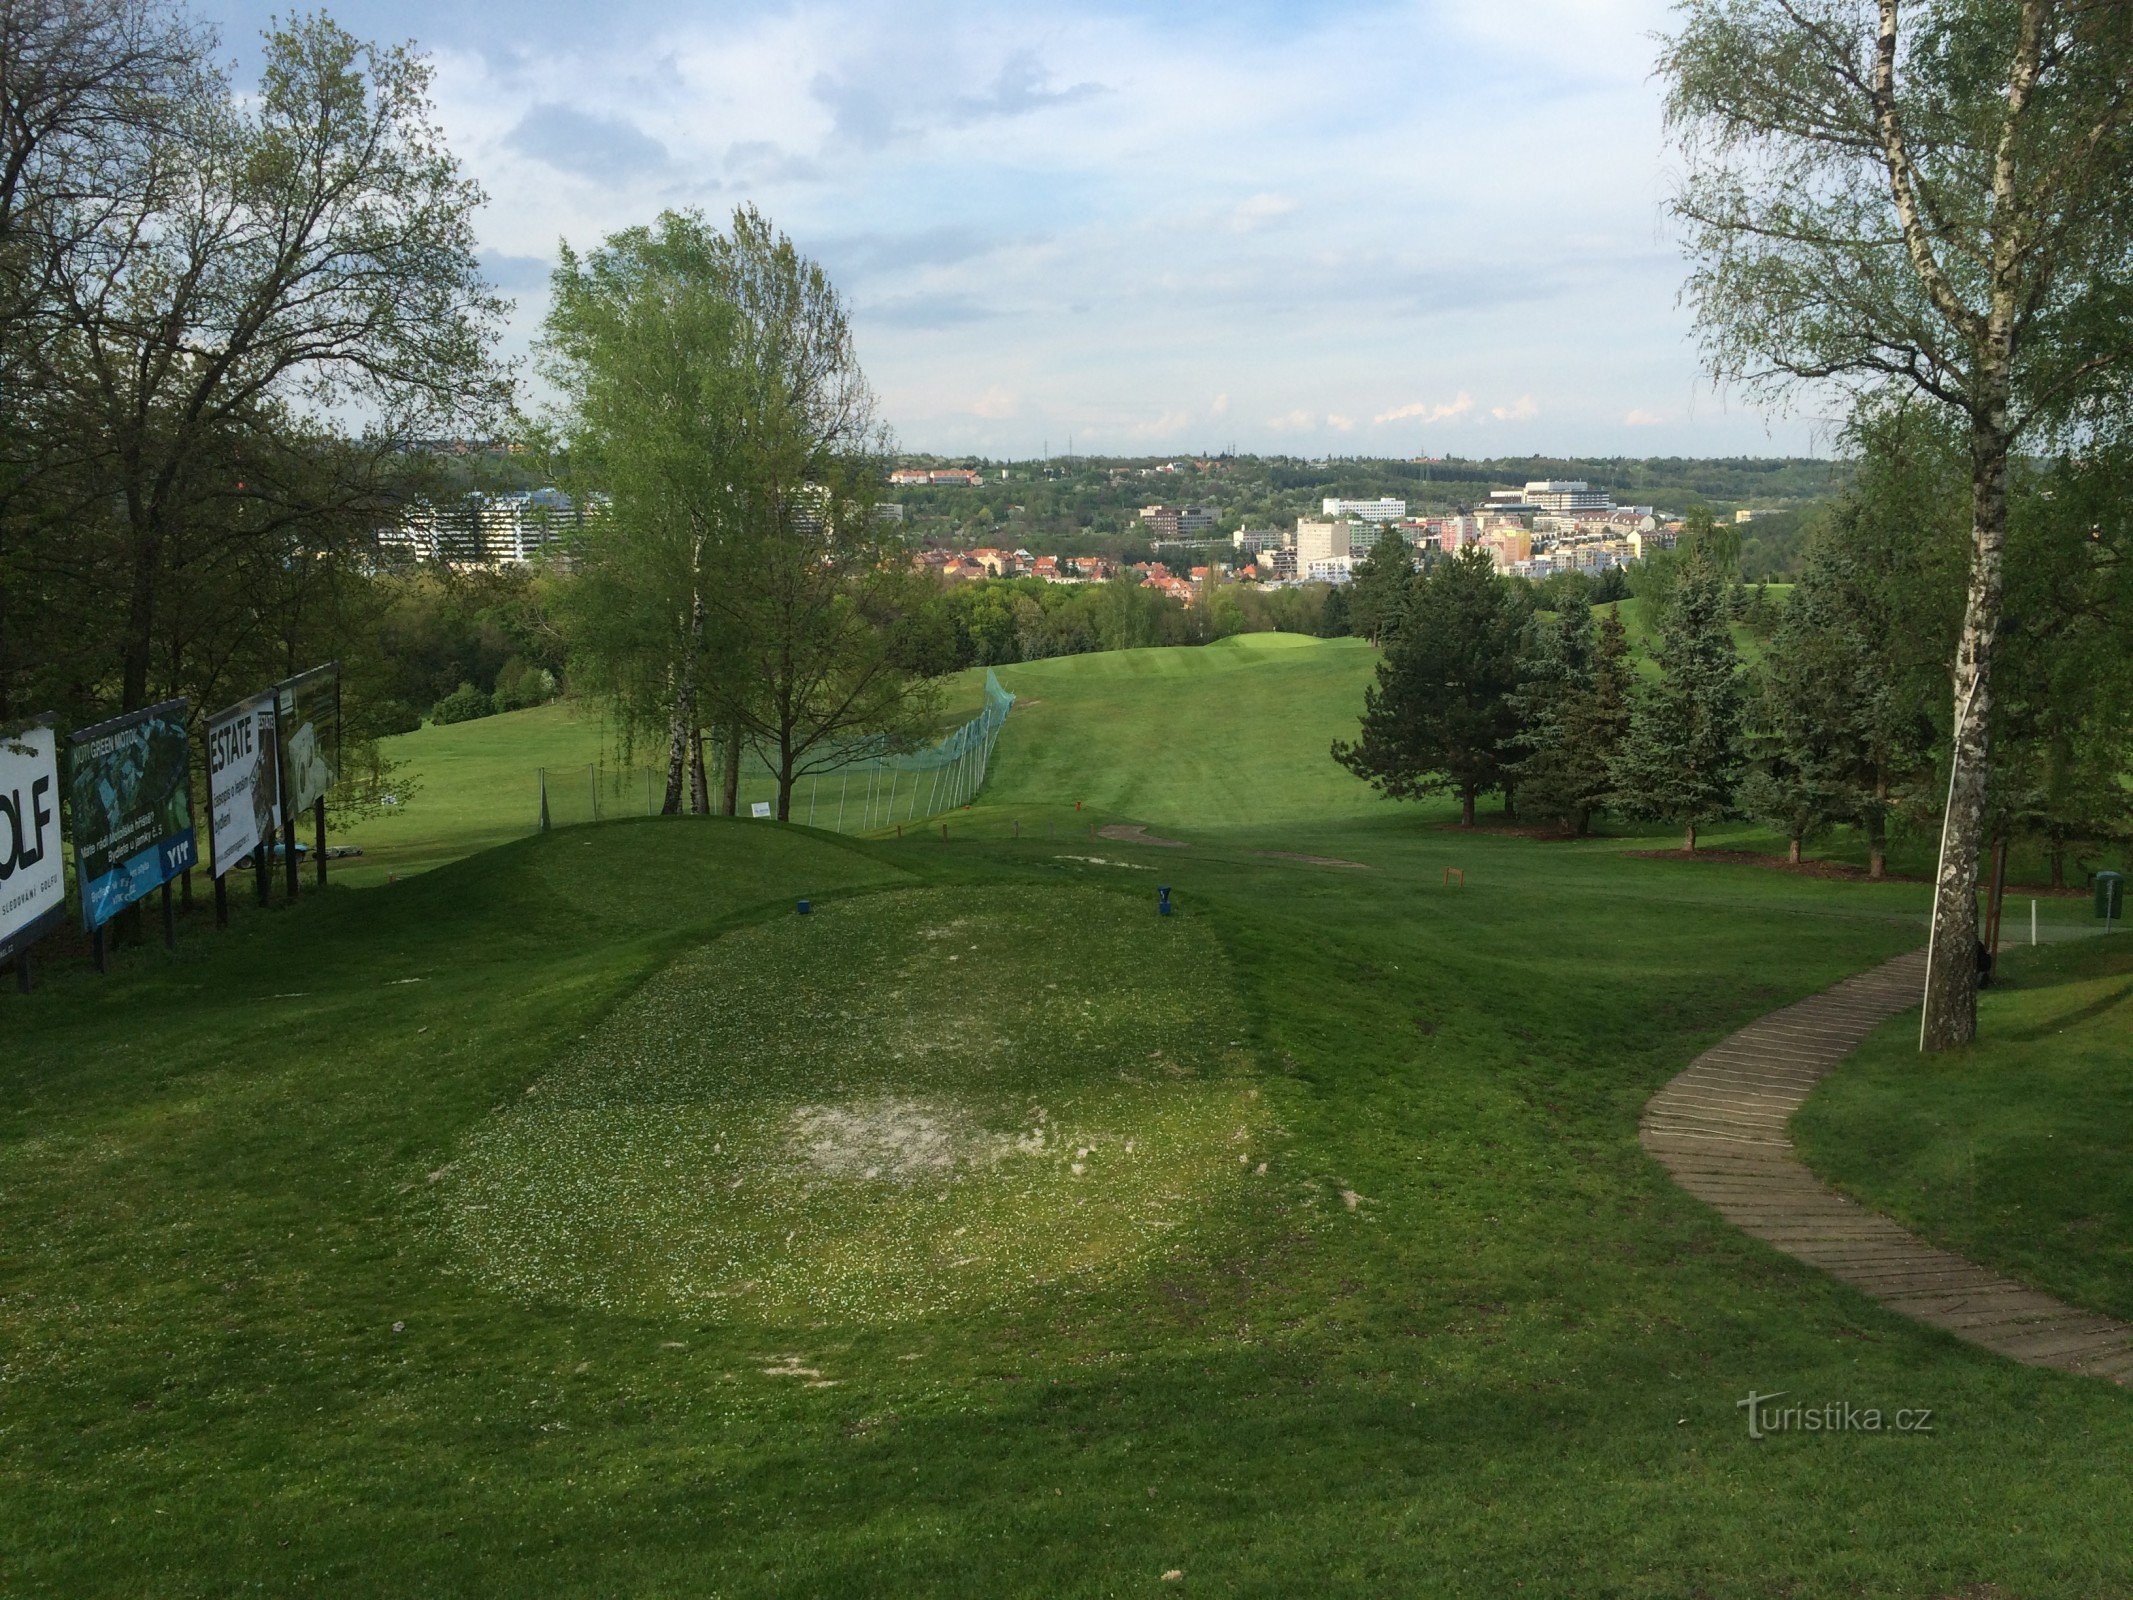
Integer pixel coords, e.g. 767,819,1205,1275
536,672,1015,835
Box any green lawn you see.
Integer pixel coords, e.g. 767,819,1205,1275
12,637,2129,1594
1796,932,2133,1323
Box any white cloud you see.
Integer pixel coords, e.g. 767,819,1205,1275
402,0,1813,456
1131,409,1195,437
1624,407,1666,426
1230,192,1299,232
1326,413,1356,432
1376,392,1474,425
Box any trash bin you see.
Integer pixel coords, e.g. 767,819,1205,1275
2097,871,2124,923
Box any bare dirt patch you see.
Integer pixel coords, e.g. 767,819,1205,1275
1253,851,1371,870
1099,823,1191,848
788,1098,980,1181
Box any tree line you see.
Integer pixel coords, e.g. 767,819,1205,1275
1,0,508,757
1336,413,2131,893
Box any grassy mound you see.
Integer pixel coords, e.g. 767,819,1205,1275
447,885,1264,1323
15,639,2133,1596
1795,933,2133,1321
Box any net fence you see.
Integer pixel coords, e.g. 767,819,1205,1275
537,671,1015,835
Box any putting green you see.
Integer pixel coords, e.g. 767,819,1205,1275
443,884,1269,1324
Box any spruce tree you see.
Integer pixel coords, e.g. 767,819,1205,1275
1507,603,1598,833
1334,546,1526,826
1609,550,1744,851
1346,528,1417,647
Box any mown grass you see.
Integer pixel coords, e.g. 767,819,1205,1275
11,638,2127,1595
448,884,1267,1325
1796,933,2133,1323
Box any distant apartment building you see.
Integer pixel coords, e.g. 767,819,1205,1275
1139,504,1216,538
1303,554,1357,583
1321,496,1407,522
876,502,906,522
1481,529,1534,570
382,488,593,568
1257,547,1299,581
1232,527,1290,555
1521,480,1614,513
888,467,984,487
1296,518,1369,567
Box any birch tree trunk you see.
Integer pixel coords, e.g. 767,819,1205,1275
1922,414,2010,1049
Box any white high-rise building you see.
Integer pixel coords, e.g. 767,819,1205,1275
1321,497,1408,522
1296,519,1368,567
1522,481,1613,513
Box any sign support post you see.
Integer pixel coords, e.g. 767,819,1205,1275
314,796,327,888
161,880,175,952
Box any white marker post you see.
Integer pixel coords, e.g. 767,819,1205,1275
2031,900,2037,947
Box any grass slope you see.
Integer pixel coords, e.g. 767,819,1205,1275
9,640,2130,1596
1796,933,2133,1322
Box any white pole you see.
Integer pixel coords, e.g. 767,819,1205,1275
2031,899,2037,947
808,773,817,827
836,769,849,832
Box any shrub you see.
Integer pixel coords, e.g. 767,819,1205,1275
430,682,494,725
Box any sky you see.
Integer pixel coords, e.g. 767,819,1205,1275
197,0,1837,460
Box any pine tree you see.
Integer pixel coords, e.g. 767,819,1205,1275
1334,546,1526,826
1756,495,1944,880
1346,528,1417,646
1610,550,1744,851
1507,603,1598,833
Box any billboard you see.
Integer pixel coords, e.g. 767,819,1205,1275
276,663,340,817
206,693,280,876
1,718,67,962
66,700,198,933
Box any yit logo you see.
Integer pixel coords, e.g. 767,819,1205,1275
0,772,55,881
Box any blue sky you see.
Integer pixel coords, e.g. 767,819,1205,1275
199,0,1834,459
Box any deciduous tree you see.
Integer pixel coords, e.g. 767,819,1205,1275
1662,0,2133,1045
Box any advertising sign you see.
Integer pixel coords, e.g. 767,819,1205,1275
206,694,280,876
1,718,67,962
66,700,198,933
276,663,340,817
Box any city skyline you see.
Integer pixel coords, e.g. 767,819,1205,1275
196,0,1841,459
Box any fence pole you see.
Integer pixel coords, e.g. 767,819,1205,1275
864,765,878,830
836,769,849,832
538,767,550,833
589,763,599,822
927,761,943,818
646,767,654,816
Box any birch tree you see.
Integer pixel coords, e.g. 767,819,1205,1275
1661,0,2133,1046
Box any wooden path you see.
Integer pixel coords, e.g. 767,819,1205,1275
1640,948,2133,1385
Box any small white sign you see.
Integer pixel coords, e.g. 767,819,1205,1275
0,721,65,956
751,801,772,819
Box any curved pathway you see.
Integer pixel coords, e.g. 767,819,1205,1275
1641,949,2133,1385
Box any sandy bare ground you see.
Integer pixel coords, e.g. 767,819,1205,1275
1253,851,1371,870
